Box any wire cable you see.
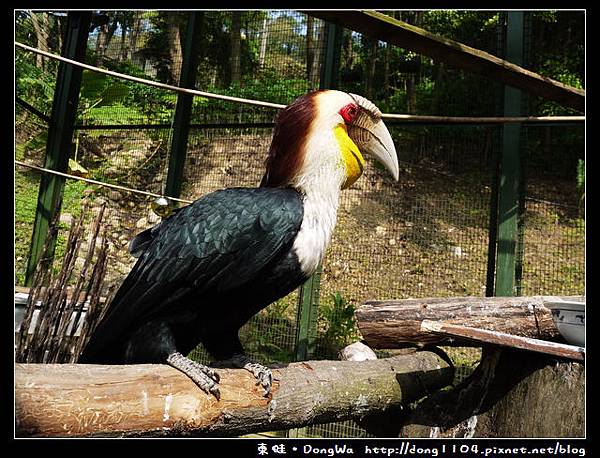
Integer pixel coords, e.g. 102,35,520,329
15,41,585,124
15,160,194,205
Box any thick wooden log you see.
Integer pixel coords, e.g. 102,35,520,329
421,320,585,361
306,11,585,112
353,348,585,437
15,353,453,437
398,348,585,438
356,295,583,348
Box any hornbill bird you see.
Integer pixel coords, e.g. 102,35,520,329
79,90,399,399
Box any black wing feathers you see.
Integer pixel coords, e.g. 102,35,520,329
80,187,303,362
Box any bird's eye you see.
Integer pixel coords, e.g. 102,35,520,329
340,103,359,123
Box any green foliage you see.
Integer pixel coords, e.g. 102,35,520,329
79,70,148,125
15,53,56,114
195,70,310,124
142,12,186,84
84,104,146,125
80,71,132,106
422,10,500,45
530,12,584,116
318,293,360,352
125,84,177,122
240,298,296,363
540,58,583,90
79,65,179,125
236,70,310,103
14,171,40,285
15,130,48,160
14,171,87,284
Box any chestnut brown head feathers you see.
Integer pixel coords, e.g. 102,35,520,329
261,90,398,191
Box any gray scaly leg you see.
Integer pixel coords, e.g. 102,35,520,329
166,351,221,400
214,353,273,396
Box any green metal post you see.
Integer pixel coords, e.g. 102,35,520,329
319,22,343,90
165,12,203,199
294,19,342,362
485,141,500,297
25,12,91,286
515,12,532,296
294,267,322,361
495,12,524,296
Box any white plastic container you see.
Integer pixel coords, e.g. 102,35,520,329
545,299,585,347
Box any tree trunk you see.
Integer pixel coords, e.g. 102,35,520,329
383,42,390,98
406,74,417,113
96,16,119,63
399,12,418,112
383,12,402,97
397,348,585,438
167,13,183,84
230,12,242,86
119,27,127,62
129,12,143,60
15,353,452,437
364,37,377,99
31,12,49,69
259,16,268,69
95,22,109,64
431,61,445,113
55,13,64,55
342,29,353,72
106,18,119,52
306,15,314,81
309,21,325,88
356,295,582,348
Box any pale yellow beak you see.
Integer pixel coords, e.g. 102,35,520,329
348,118,399,181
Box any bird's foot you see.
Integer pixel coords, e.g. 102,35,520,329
214,353,273,397
166,351,221,400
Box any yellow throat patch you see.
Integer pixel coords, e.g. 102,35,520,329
334,124,365,189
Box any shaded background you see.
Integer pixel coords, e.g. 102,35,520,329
15,10,584,437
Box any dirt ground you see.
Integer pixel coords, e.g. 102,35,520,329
61,129,583,308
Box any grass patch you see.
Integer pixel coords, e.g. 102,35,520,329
14,171,88,284
15,171,40,284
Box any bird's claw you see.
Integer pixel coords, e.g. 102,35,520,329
215,353,273,397
246,363,273,396
167,351,222,400
210,385,221,401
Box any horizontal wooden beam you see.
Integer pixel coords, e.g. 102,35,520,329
306,10,585,112
356,295,583,348
421,320,585,361
15,353,453,437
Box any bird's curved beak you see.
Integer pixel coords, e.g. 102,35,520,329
348,118,399,181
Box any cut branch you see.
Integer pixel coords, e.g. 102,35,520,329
421,320,584,361
356,296,583,348
15,353,453,437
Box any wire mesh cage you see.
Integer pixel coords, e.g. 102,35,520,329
14,9,584,438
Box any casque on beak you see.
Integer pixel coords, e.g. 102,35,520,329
343,92,399,182
348,116,399,181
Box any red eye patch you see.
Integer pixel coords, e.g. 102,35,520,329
340,103,359,123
